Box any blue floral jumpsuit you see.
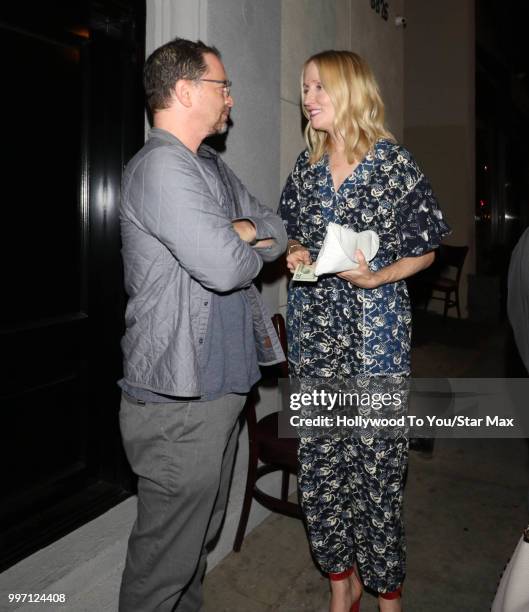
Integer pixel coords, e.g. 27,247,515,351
279,140,450,593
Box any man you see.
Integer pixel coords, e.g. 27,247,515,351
118,38,287,612
508,227,529,373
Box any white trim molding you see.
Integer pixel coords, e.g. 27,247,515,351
146,0,208,57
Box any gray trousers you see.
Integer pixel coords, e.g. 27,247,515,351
118,392,245,612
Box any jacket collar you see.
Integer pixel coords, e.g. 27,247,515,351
148,128,218,160
148,127,186,147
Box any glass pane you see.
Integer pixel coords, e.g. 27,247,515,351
0,27,83,326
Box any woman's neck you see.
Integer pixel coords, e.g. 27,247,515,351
328,144,354,165
327,131,345,153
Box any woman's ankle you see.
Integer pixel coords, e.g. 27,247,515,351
329,577,352,612
329,574,363,612
378,586,402,612
349,568,363,600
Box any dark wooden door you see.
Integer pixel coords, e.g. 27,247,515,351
0,0,144,569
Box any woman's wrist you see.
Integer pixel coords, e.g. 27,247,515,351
370,269,385,287
339,267,383,289
287,240,305,256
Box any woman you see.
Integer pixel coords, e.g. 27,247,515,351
280,50,450,612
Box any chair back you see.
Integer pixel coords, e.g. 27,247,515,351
438,244,469,283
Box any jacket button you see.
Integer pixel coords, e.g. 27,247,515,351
199,338,203,344
204,301,208,306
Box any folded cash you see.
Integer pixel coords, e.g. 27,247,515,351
293,262,318,282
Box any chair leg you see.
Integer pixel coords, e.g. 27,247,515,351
443,291,449,319
424,283,434,312
281,469,290,502
424,286,431,311
233,441,259,552
455,289,462,318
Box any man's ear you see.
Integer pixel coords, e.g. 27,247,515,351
173,80,193,108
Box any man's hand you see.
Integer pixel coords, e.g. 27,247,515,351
232,219,257,243
232,220,275,249
253,238,275,249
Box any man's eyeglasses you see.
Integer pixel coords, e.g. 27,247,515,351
198,78,232,97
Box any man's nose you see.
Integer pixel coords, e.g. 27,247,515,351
225,93,234,108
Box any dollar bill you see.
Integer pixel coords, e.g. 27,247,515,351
293,262,318,282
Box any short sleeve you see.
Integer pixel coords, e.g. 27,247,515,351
395,164,451,258
279,151,307,241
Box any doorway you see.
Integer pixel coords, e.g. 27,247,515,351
0,0,145,569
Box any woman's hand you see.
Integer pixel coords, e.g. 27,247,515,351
337,249,435,288
337,249,381,288
286,242,311,273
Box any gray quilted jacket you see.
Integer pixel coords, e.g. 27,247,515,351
120,128,287,397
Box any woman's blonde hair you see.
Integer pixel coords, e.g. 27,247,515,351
302,50,394,164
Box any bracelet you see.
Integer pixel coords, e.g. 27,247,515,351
287,242,304,256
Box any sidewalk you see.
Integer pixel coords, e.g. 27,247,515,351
204,313,529,611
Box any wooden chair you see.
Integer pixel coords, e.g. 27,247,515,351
233,313,301,552
424,244,469,318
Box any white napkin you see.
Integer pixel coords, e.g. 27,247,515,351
314,223,380,276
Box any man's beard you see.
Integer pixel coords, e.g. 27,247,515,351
212,110,229,135
216,120,228,135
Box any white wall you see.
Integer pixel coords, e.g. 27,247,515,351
280,0,405,184
404,0,475,316
337,0,405,141
278,0,406,311
281,0,337,188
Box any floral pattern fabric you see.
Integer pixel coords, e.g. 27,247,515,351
280,140,450,380
298,433,408,592
279,139,450,591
